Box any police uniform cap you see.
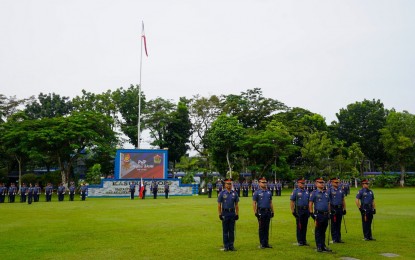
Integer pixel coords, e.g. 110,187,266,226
314,177,325,182
224,178,232,183
361,179,369,184
297,177,305,184
259,177,267,183
330,177,340,182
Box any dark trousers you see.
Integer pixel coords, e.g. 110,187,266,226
208,189,212,198
165,190,169,199
69,193,74,201
295,211,309,244
236,189,241,197
0,195,5,203
314,213,329,249
46,194,52,202
34,194,39,202
9,194,15,203
130,191,135,199
81,192,86,201
243,189,248,197
257,210,271,246
330,208,343,242
361,211,373,239
28,193,33,204
20,194,27,202
58,193,64,201
276,189,281,196
153,190,157,199
222,213,236,249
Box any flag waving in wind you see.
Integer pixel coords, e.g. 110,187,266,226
139,178,145,198
141,21,148,57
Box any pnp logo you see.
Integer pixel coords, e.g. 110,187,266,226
154,154,162,164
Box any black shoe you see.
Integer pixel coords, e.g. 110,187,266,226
369,237,376,241
298,242,309,246
317,247,324,252
364,238,373,241
323,247,332,252
223,248,229,251
229,247,237,251
259,245,266,249
264,245,273,248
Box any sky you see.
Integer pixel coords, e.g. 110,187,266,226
1,0,414,125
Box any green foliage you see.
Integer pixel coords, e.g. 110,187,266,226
181,172,195,184
24,92,73,119
21,173,39,185
39,170,61,186
404,174,415,186
86,163,102,184
373,173,400,188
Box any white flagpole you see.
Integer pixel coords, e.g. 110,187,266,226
138,21,144,149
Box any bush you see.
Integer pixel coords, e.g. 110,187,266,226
21,173,39,185
373,173,400,188
404,174,415,186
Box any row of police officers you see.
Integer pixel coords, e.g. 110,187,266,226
0,182,89,203
217,176,376,253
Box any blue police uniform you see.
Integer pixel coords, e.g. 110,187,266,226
164,182,169,199
80,184,88,201
152,181,158,199
207,182,213,198
216,182,223,197
233,182,241,197
27,185,34,204
20,184,27,203
129,183,136,199
218,185,239,251
0,184,6,203
45,184,53,202
253,182,273,249
356,182,375,240
290,185,310,246
251,182,259,197
268,182,275,196
276,182,282,196
329,182,346,243
57,184,65,201
8,184,17,203
309,181,331,252
69,184,76,201
242,182,249,197
33,184,40,202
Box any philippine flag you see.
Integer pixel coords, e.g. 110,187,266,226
139,178,145,198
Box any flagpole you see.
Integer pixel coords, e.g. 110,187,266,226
138,21,144,149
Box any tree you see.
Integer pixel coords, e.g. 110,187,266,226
143,97,175,148
334,99,387,170
86,164,102,184
205,114,244,177
165,99,192,167
0,94,30,123
112,85,146,147
380,111,415,187
24,92,73,119
221,88,287,130
301,131,333,178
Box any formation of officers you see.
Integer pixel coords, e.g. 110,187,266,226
217,176,376,253
0,181,89,204
128,180,170,199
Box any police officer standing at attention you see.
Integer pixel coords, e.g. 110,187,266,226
290,177,310,246
207,181,213,198
129,182,136,200
152,180,158,199
80,183,88,201
69,182,76,201
309,177,332,253
33,183,40,202
329,177,346,243
355,179,376,241
253,177,274,249
0,183,6,203
9,183,17,203
27,183,34,204
57,183,65,201
218,178,239,251
242,180,249,197
164,181,169,199
20,183,27,203
216,179,223,197
233,180,241,198
45,183,53,202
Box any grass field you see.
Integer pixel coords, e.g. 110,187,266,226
1,188,415,260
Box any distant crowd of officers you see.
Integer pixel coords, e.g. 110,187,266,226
216,177,375,253
128,180,170,200
0,181,89,204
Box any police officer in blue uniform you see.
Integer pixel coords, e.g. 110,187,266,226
33,183,41,202
276,181,282,196
0,183,6,203
251,180,259,197
329,177,346,243
164,181,169,199
45,183,53,202
309,177,332,253
152,180,158,199
268,181,275,196
242,180,249,197
216,180,223,197
129,182,136,200
290,177,310,246
57,183,65,201
69,182,76,201
253,177,274,249
27,183,34,204
218,178,239,251
233,181,241,197
8,183,17,203
20,183,27,203
207,181,213,198
355,179,376,241
80,183,88,201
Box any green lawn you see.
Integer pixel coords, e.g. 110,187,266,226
1,188,415,260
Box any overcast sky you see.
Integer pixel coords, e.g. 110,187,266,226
1,0,414,124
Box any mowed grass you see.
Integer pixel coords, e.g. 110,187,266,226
1,188,415,260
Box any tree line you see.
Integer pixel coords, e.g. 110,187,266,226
1,87,414,186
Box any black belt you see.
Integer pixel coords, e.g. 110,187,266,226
296,206,308,210
331,205,343,209
222,208,235,212
258,208,272,212
362,204,372,209
316,210,329,215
